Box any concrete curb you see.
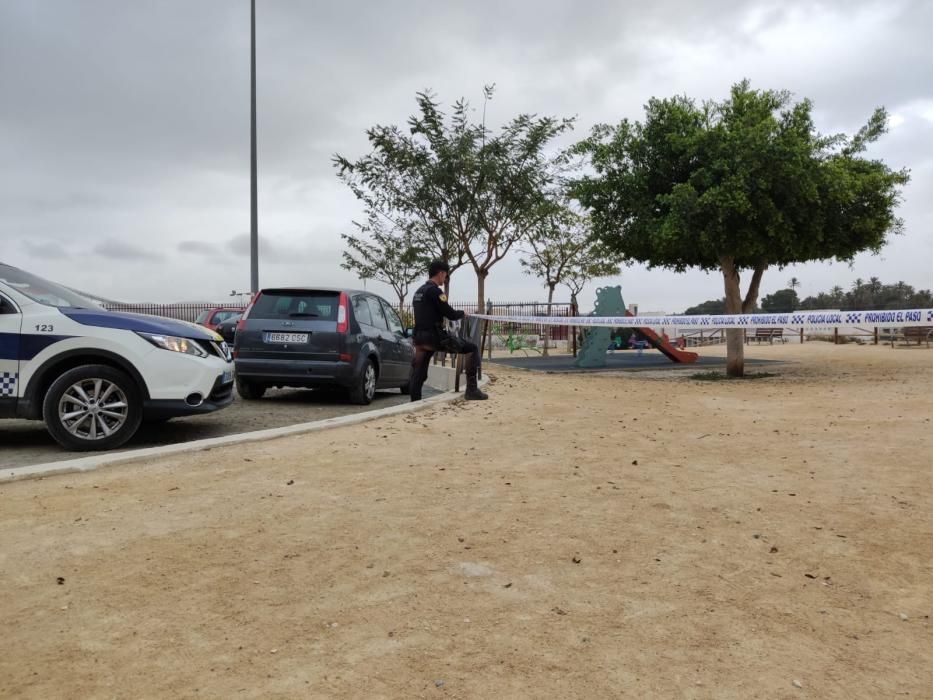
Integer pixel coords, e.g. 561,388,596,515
2,368,486,484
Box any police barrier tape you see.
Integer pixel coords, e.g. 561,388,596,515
468,308,933,330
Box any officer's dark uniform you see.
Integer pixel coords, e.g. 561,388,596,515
409,280,485,401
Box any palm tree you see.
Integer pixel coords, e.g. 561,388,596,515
788,276,800,291
895,281,908,301
850,278,867,309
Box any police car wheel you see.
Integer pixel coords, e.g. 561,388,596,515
349,360,376,405
42,364,143,451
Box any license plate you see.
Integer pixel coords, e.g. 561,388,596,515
264,332,309,344
221,370,233,384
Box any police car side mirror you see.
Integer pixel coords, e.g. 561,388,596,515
403,327,413,338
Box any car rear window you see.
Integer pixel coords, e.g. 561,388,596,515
250,291,339,320
210,310,239,324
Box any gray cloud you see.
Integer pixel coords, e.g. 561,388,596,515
225,232,332,265
178,240,219,255
92,240,164,262
226,233,261,258
23,239,71,260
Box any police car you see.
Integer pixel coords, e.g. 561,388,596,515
0,263,234,451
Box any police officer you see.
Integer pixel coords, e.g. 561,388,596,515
409,260,488,402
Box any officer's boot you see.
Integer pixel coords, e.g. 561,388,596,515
464,373,488,401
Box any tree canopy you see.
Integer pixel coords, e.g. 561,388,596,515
520,203,597,304
798,278,933,311
335,87,574,306
683,298,727,315
340,214,425,311
760,288,800,313
520,202,620,353
572,80,909,374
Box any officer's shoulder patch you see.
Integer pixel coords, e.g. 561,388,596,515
439,294,448,302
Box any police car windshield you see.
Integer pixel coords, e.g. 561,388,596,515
0,264,98,309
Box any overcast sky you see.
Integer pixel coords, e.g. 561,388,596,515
2,0,931,311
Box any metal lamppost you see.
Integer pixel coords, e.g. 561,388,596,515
249,0,259,294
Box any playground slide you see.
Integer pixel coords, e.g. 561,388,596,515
626,311,699,363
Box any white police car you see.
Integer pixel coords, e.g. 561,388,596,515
0,263,233,451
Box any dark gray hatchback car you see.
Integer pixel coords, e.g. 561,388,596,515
233,288,414,404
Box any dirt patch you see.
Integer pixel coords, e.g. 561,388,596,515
0,343,931,698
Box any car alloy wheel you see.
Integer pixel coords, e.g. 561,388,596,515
363,363,376,401
43,364,143,451
58,378,129,440
349,359,377,405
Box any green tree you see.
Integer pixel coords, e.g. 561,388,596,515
760,288,800,313
572,80,909,375
520,203,599,355
800,277,933,311
341,215,425,312
335,87,574,307
683,298,727,315
788,276,801,291
562,246,621,306
798,293,837,310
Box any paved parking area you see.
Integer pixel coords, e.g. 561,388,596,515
0,386,437,470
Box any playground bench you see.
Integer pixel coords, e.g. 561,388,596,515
747,328,786,344
894,326,932,347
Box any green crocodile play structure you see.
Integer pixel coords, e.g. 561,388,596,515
575,286,699,368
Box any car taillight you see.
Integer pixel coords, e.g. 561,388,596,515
232,295,258,359
336,292,348,334
237,294,258,333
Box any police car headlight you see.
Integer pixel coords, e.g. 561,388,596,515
138,333,209,358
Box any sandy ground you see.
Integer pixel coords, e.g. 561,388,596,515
0,342,931,699
0,386,434,470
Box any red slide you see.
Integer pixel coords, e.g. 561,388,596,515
626,311,698,363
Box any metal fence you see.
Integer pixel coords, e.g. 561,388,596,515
103,302,245,323
486,302,576,341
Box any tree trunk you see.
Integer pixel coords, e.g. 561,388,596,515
721,257,745,377
476,269,487,316
543,285,555,356
743,265,766,314
720,257,768,378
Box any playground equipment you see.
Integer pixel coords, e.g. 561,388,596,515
575,286,698,368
